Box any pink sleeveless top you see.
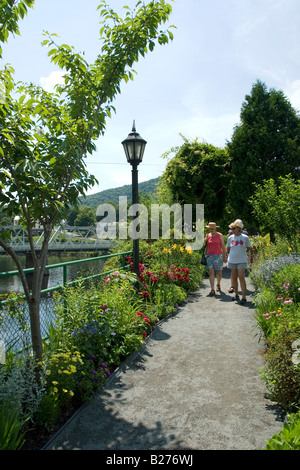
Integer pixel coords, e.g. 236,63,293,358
206,232,222,255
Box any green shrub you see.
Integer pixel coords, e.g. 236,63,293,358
270,264,300,304
0,401,27,450
264,411,300,450
151,283,187,319
250,252,300,291
260,320,300,411
254,290,300,340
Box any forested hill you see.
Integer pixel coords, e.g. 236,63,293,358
80,177,161,208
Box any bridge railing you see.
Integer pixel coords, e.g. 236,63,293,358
0,225,114,252
0,250,132,353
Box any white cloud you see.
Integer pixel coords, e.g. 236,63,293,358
39,70,65,92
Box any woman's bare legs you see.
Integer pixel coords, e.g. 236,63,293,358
231,268,246,300
231,269,238,296
238,268,246,299
209,267,215,292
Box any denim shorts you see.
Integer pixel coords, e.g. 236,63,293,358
206,254,223,270
227,262,248,270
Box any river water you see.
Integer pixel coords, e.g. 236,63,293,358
0,252,107,293
0,252,108,351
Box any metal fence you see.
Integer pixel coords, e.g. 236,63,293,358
0,251,132,353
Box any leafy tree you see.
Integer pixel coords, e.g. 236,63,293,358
66,207,79,226
160,137,230,222
74,206,96,227
0,0,174,359
0,0,35,57
227,80,300,226
249,175,300,247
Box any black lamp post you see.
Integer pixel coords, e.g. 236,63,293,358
122,121,147,277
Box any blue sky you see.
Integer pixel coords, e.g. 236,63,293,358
2,0,300,193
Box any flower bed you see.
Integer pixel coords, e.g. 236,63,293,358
249,236,300,449
0,239,204,450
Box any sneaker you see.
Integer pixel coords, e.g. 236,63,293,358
232,295,240,301
239,298,247,305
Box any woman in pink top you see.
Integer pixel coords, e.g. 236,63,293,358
205,222,227,296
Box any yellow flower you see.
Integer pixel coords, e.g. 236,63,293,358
288,247,292,251
53,387,58,393
46,370,51,375
69,391,74,397
180,246,184,252
162,247,168,253
172,244,177,249
52,381,58,385
62,389,68,393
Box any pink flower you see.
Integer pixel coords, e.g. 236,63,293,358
284,299,293,304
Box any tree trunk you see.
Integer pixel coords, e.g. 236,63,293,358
28,236,50,360
28,295,43,361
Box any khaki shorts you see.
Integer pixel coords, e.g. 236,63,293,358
227,262,247,270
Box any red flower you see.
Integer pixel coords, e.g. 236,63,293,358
144,317,150,322
136,311,143,317
151,276,158,284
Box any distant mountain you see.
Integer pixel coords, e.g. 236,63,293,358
79,177,161,208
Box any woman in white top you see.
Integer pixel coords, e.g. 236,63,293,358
227,220,251,305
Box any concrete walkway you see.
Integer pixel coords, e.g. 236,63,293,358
44,267,285,451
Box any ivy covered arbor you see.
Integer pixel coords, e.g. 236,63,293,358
160,138,230,223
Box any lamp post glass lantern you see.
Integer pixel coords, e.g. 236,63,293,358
122,120,147,166
122,121,147,277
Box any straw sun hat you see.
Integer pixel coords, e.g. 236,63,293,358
205,222,219,229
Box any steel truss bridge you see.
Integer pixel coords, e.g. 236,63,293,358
0,225,114,254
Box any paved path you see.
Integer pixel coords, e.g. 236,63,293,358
44,267,285,451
